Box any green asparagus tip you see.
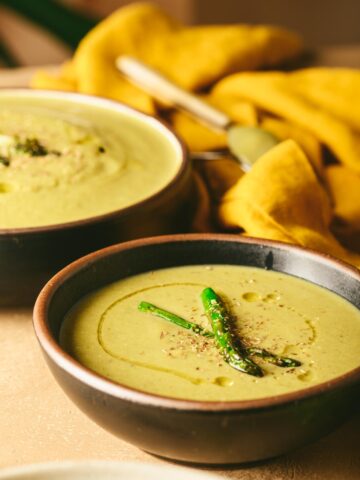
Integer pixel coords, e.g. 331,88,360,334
276,357,302,368
242,358,264,377
246,347,301,368
138,301,154,313
201,287,218,304
201,287,264,378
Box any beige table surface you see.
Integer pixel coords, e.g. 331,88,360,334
1,50,360,478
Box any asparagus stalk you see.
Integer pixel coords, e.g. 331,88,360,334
139,299,301,370
246,347,301,367
138,301,214,338
201,287,264,377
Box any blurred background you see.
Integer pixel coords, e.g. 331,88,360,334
0,0,359,68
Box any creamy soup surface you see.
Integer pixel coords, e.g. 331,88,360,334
0,96,179,228
61,265,360,401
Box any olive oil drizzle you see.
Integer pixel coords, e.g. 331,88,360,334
97,282,208,385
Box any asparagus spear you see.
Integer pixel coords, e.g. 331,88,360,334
139,300,301,369
138,301,214,338
201,287,264,377
246,347,301,367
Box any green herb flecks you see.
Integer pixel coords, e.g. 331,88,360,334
15,137,48,157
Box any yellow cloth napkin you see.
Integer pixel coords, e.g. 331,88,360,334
201,68,360,267
32,3,360,268
210,69,360,173
219,140,360,266
32,2,302,112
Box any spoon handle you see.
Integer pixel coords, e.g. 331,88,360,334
116,55,231,132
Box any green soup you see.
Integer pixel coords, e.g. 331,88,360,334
61,265,360,401
0,94,180,228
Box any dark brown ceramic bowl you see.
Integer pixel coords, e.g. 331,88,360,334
33,234,360,465
0,89,194,306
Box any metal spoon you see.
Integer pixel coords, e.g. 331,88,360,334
116,55,279,170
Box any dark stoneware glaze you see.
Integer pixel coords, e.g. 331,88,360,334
33,235,360,464
0,91,193,306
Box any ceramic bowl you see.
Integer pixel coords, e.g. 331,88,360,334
0,461,221,480
33,234,360,464
0,89,193,306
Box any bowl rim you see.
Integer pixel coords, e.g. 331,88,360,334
0,460,221,480
33,233,360,412
0,88,189,235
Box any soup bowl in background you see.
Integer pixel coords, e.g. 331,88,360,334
0,89,194,306
33,234,360,465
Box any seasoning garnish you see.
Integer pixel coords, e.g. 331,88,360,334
138,289,301,377
97,145,106,154
15,137,48,156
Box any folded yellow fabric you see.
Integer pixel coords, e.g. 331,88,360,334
219,140,360,267
211,69,360,173
31,3,360,268
287,68,360,131
32,2,302,113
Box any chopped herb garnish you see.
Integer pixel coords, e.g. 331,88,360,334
15,137,48,157
0,155,10,167
97,145,106,154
